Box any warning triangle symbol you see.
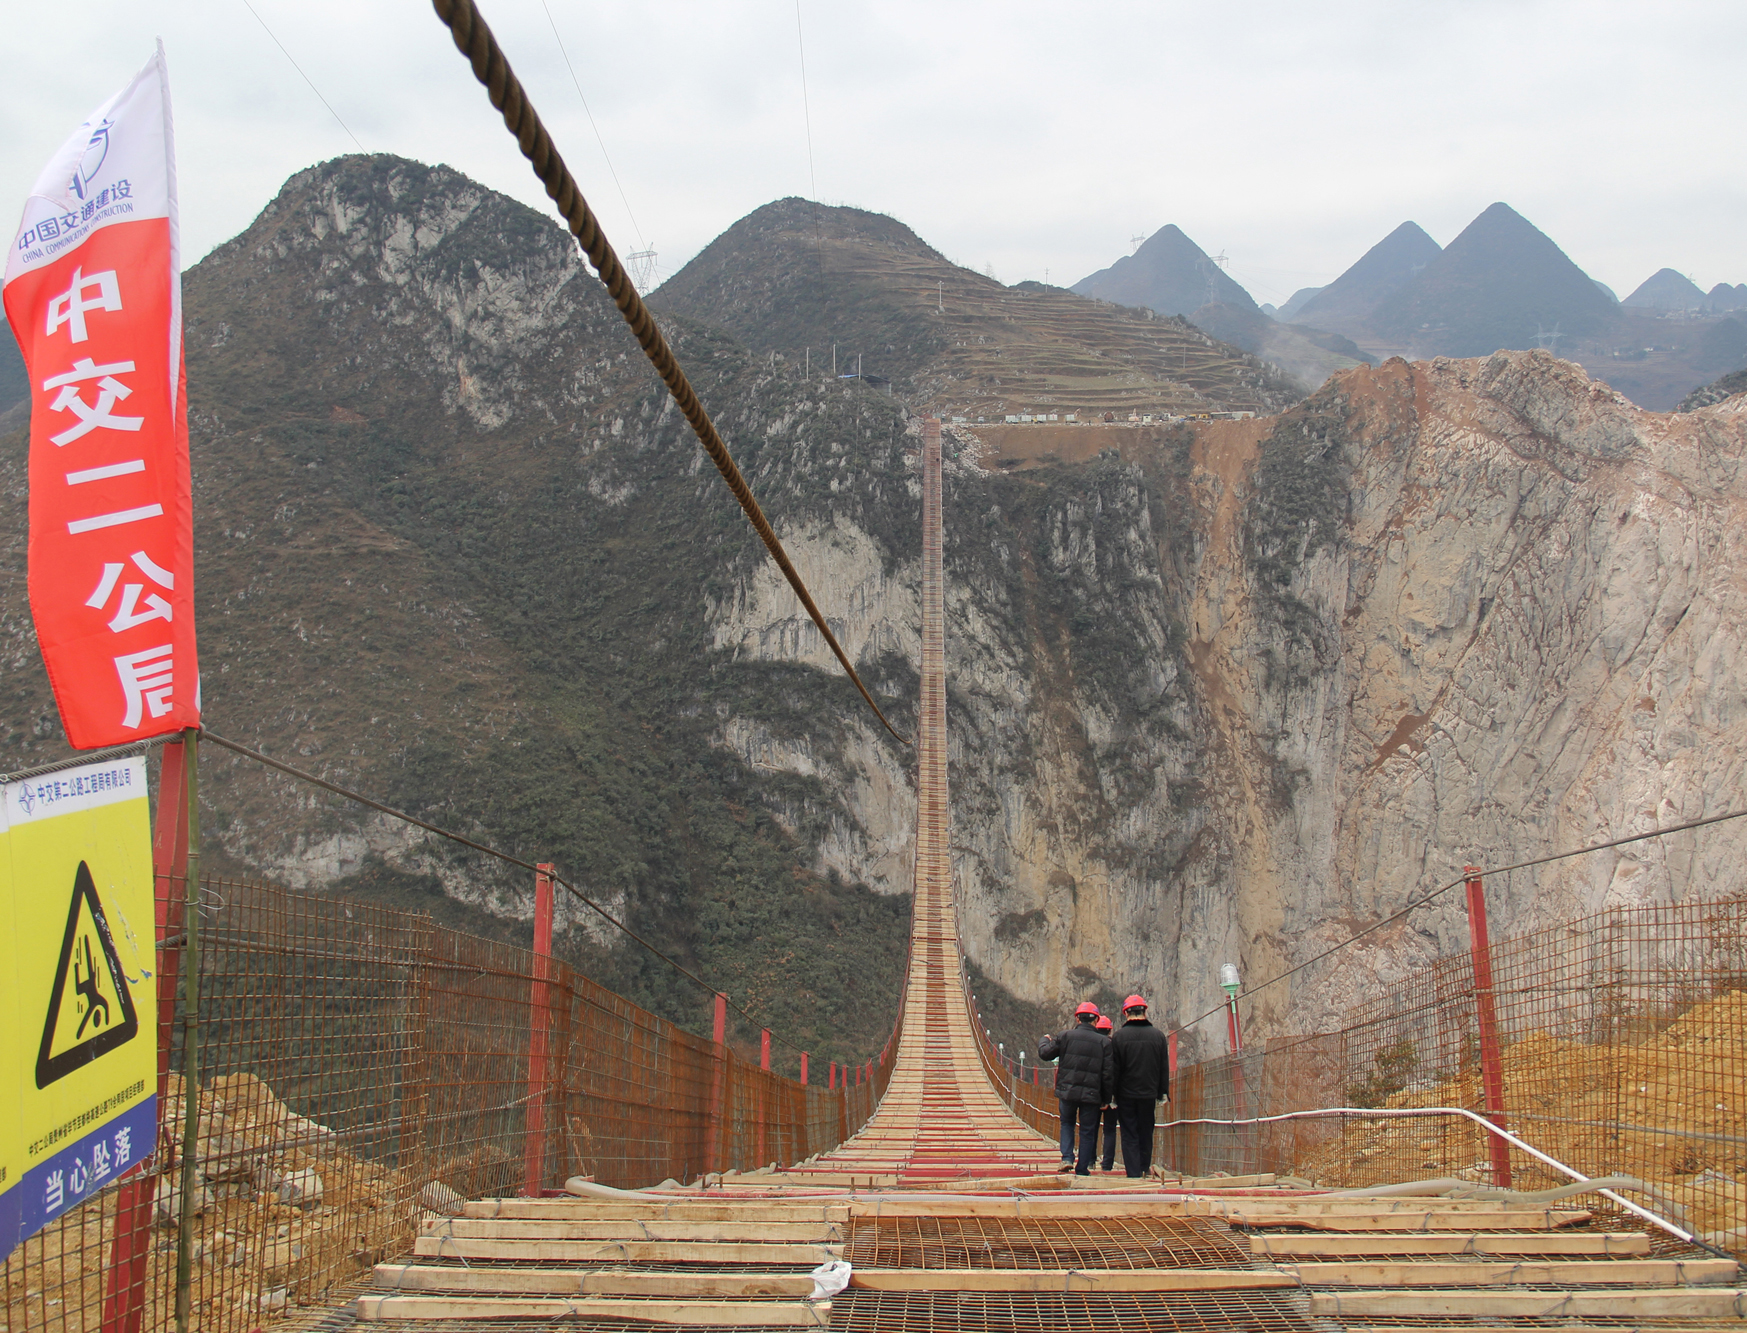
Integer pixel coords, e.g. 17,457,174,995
36,860,140,1088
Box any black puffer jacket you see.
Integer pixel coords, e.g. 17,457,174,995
1111,1018,1170,1101
1038,1021,1113,1105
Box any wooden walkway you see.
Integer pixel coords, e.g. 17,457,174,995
362,1184,1745,1329
781,415,1061,1184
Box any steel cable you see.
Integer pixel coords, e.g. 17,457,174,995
1172,802,1747,1037
199,729,811,1055
428,0,908,746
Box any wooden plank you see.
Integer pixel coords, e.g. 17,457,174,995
848,1268,1298,1292
1221,1202,1591,1220
1307,1288,1747,1319
846,1198,1203,1220
372,1265,814,1298
460,1200,850,1223
1250,1232,1653,1258
355,1295,831,1326
419,1218,841,1242
410,1236,840,1263
1227,1209,1589,1231
1281,1259,1743,1287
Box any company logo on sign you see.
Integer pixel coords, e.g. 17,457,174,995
70,121,113,201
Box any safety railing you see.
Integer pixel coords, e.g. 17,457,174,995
1,870,890,1333
1158,891,1747,1256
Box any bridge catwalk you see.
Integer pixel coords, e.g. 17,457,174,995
786,417,1061,1182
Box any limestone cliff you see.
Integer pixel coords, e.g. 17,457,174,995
712,351,1747,1056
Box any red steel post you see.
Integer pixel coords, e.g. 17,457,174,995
703,993,728,1177
524,863,555,1196
829,1061,836,1090
102,741,188,1333
756,1029,771,1166
801,1052,809,1085
1465,868,1513,1187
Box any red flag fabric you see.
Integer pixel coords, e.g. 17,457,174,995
4,44,199,748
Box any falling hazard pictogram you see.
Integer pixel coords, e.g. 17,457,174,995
36,860,139,1088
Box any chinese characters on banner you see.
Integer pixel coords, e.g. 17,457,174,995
0,756,156,1259
3,43,198,748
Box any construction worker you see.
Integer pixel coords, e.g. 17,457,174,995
1094,1014,1120,1171
1110,994,1170,1178
1038,1001,1114,1174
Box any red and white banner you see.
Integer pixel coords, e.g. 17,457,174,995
4,44,199,749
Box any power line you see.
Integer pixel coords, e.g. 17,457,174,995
237,0,367,154
199,729,818,1056
537,0,648,256
1174,802,1747,1037
793,0,819,205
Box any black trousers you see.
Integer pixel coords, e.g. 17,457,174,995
1064,1100,1102,1174
1098,1105,1119,1171
1116,1097,1157,1177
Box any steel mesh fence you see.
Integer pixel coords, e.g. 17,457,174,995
2,872,883,1333
1157,893,1747,1256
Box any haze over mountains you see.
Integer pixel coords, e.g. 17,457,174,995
1076,205,1746,410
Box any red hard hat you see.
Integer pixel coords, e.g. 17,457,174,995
1074,1001,1100,1016
1123,994,1148,1011
1095,1016,1113,1032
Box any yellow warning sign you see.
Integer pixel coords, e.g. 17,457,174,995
37,862,141,1086
2,756,155,1257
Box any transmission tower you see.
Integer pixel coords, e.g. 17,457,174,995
626,247,660,294
1130,234,1147,254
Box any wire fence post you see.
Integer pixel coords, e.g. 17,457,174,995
800,1051,809,1085
173,727,202,1333
524,862,555,1196
703,993,727,1178
1465,866,1513,1187
101,739,187,1333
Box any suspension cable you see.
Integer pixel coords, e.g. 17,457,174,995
200,729,812,1055
1174,802,1747,1037
428,0,908,746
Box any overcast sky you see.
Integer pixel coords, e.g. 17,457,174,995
4,1,1742,307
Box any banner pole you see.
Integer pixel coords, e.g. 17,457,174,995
173,727,201,1333
100,740,188,1333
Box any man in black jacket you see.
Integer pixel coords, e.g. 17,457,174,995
1110,994,1170,1178
1038,1002,1114,1175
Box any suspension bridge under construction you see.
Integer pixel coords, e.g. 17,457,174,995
4,2,1746,1330
336,422,1745,1330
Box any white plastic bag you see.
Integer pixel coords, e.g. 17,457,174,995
808,1259,853,1301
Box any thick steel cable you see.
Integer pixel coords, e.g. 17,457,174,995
199,730,813,1056
429,0,908,746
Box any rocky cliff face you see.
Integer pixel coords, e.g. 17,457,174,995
708,350,1747,1055
6,155,1744,1064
